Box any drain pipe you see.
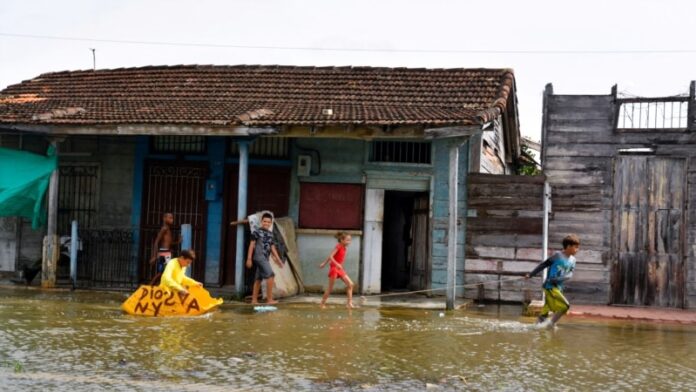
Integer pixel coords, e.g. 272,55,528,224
70,220,78,289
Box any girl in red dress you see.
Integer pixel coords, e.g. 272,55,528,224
319,232,356,308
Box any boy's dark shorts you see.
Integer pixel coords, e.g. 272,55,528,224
254,257,275,281
156,249,172,274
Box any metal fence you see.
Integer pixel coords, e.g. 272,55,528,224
616,97,689,130
57,228,138,289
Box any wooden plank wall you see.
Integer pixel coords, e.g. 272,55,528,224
543,89,617,304
542,84,696,307
465,173,545,301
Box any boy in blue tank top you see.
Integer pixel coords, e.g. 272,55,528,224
526,234,580,328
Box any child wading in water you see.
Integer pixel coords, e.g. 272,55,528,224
319,232,356,309
526,234,580,328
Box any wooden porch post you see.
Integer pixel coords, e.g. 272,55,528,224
446,141,459,310
42,139,60,288
234,140,250,297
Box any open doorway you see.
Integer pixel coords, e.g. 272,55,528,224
381,191,429,291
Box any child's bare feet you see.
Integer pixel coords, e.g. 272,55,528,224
347,302,357,309
266,299,278,305
320,303,326,309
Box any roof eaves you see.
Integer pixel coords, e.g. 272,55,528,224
474,70,515,124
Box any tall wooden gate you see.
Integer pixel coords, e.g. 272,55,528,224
611,156,686,307
139,161,208,282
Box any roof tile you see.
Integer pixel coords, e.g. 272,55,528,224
0,65,515,126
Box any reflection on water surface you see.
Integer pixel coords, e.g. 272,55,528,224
1,288,695,391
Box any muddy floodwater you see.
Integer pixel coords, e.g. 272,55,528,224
1,287,696,391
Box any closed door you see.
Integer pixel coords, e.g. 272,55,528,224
611,156,686,307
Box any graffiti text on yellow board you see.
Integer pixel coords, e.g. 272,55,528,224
133,286,201,316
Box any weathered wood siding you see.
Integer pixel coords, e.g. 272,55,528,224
543,85,696,307
465,173,545,301
430,139,469,294
543,91,619,304
468,116,510,175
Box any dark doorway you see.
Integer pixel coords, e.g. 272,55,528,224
382,191,429,291
221,165,291,286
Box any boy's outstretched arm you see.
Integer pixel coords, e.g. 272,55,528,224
526,258,553,279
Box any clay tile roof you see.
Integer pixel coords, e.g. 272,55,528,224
0,64,516,127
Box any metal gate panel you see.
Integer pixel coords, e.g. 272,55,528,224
139,162,208,282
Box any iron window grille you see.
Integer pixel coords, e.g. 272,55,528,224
617,99,688,130
369,140,431,164
229,137,289,159
58,163,100,234
151,136,206,154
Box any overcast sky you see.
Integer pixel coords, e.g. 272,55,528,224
2,0,696,140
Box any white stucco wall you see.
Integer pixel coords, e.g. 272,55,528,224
296,229,361,293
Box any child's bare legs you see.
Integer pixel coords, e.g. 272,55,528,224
266,277,278,304
320,277,336,308
341,275,356,308
251,280,262,304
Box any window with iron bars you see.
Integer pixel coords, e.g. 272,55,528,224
58,163,100,234
617,99,688,130
151,136,206,154
229,137,289,159
369,140,432,164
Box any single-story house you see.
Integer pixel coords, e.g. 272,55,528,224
0,65,521,297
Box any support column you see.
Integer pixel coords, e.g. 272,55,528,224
42,140,60,288
446,142,459,310
234,141,250,297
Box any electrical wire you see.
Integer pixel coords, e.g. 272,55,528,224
3,32,696,55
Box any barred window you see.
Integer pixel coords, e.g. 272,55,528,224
151,136,206,154
58,163,100,234
229,137,289,159
369,140,431,164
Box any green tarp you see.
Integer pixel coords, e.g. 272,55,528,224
0,146,57,229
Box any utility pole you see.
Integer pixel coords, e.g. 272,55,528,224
90,48,96,70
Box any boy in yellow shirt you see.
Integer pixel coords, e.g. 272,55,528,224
159,249,202,295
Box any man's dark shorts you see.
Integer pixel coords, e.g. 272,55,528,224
254,257,275,281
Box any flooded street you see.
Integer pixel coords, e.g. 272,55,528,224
1,287,696,391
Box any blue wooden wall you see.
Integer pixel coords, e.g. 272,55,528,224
430,139,470,294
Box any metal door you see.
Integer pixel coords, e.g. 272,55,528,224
611,156,686,307
139,161,208,282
